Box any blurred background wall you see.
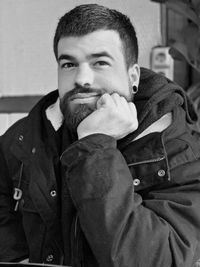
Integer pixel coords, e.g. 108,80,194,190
0,0,161,133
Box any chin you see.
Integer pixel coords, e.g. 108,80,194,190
62,103,94,132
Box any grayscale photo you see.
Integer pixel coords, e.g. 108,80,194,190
0,1,200,266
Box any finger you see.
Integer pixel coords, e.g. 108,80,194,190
111,93,121,106
96,93,114,109
111,93,129,112
128,102,137,116
128,102,138,128
119,96,130,112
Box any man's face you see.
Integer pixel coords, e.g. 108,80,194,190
57,29,139,131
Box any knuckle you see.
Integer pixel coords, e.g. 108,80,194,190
113,92,119,96
129,120,138,131
120,96,126,102
103,92,109,99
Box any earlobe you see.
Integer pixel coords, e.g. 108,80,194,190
128,64,140,87
132,85,138,94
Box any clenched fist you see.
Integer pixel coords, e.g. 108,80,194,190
77,93,138,140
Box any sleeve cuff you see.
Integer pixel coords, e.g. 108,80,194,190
60,134,116,168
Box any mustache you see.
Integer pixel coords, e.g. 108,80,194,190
61,85,106,102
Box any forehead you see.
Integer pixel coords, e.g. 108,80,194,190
57,30,124,59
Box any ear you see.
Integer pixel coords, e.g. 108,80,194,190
128,64,140,87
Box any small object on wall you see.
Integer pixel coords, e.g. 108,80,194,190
151,46,174,80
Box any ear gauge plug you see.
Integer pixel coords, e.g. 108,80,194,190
132,85,138,94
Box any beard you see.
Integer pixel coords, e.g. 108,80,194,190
60,85,105,133
60,83,134,134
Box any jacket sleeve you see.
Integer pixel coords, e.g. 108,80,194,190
61,133,200,267
0,147,28,261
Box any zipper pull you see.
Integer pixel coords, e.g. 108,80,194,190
13,188,22,211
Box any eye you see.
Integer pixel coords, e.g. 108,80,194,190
95,61,110,67
61,62,76,69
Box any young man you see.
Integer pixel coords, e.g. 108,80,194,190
1,4,200,267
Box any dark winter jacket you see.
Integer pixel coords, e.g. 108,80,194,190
1,68,200,267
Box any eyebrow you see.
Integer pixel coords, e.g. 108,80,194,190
58,54,76,62
58,51,114,62
89,52,114,60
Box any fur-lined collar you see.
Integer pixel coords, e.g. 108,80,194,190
45,97,172,140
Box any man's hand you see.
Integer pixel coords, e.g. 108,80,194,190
77,93,138,140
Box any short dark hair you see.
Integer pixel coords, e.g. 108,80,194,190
53,4,138,67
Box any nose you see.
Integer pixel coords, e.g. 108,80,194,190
75,63,94,87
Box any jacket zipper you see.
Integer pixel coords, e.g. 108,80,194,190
127,156,165,167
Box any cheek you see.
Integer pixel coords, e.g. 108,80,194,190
96,74,117,94
101,73,131,98
58,71,73,98
116,72,132,98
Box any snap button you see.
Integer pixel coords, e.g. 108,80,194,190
50,190,57,197
158,169,165,177
18,135,23,141
133,179,140,186
46,254,54,262
31,147,36,154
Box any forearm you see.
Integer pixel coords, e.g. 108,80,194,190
61,134,200,267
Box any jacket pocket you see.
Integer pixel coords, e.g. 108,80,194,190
128,156,169,192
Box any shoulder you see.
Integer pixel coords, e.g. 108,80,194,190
0,90,59,149
0,116,28,145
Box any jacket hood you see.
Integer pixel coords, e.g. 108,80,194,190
118,67,197,149
136,67,196,124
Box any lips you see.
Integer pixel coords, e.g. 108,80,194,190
70,92,101,100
